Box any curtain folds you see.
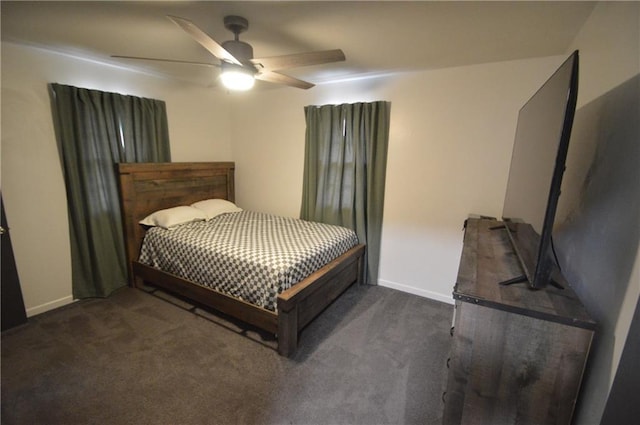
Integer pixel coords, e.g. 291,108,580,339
50,84,170,299
301,101,391,285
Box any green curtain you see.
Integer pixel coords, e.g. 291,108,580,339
301,101,391,285
49,84,171,299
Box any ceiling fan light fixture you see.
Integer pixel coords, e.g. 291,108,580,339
124,14,340,90
220,63,255,91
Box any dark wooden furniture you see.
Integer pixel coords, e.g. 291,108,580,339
1,195,27,331
443,218,595,425
116,162,365,357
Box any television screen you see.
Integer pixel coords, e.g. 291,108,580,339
501,50,579,289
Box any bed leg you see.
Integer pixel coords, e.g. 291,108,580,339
357,250,365,285
277,305,298,357
132,275,144,289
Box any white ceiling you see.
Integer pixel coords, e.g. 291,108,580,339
1,1,596,90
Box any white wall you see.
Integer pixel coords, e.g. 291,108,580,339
1,42,233,315
229,56,565,303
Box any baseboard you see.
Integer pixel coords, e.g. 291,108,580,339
23,284,454,316
378,279,454,305
26,295,76,317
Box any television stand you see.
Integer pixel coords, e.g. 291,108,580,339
487,222,566,289
442,218,595,425
499,273,565,290
498,273,528,286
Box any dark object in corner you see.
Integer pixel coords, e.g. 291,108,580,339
600,296,640,425
1,195,28,331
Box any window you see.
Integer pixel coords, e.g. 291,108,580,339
50,84,171,298
301,101,391,285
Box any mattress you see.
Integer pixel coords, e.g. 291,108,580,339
138,210,359,311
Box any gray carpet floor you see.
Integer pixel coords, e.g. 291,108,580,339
1,283,453,425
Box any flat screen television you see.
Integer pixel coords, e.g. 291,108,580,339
501,50,579,289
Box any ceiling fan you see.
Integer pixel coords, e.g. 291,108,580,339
113,15,346,90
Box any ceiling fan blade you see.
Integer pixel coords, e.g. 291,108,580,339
251,49,345,71
256,71,315,90
167,15,242,66
111,55,219,67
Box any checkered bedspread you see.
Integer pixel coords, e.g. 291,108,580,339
138,211,359,311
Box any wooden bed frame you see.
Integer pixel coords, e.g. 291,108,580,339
116,162,365,356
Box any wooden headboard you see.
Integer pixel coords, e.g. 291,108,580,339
116,162,235,285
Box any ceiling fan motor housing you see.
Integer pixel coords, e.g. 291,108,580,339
222,40,254,64
222,16,254,66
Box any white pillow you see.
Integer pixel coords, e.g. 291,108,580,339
191,198,242,219
139,206,207,229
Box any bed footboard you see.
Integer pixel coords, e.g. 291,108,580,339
277,244,365,356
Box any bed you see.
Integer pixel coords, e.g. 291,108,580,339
116,162,365,356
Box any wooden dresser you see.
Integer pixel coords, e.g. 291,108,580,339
443,218,595,425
